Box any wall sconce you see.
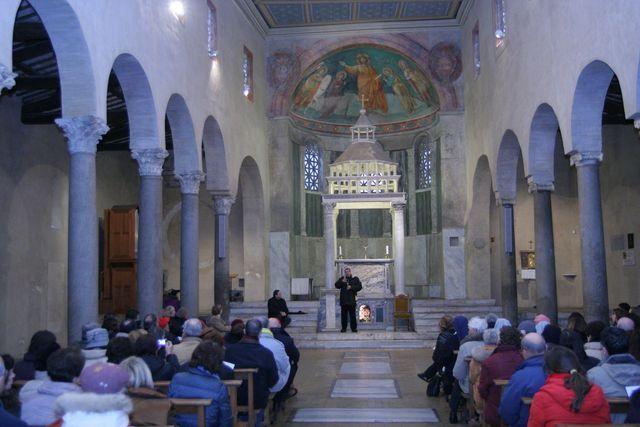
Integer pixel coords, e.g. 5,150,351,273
169,1,186,24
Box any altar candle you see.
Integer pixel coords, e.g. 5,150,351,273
385,245,389,255
339,246,342,256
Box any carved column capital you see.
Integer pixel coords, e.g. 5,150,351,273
55,115,109,155
0,63,17,93
213,195,235,215
176,172,204,195
495,191,516,206
527,176,555,193
391,201,406,212
322,201,336,216
131,148,169,176
569,151,603,167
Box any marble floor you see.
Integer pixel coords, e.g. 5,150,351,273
277,348,453,426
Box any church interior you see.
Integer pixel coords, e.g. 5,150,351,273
1,0,640,425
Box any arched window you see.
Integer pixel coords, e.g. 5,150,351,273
415,138,433,189
207,1,218,58
493,0,506,49
304,144,321,191
472,21,480,78
242,46,253,100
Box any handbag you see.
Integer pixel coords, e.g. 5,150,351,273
426,372,442,397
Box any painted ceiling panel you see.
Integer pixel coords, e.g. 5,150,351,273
253,0,465,28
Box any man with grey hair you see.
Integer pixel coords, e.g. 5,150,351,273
257,317,290,393
173,318,203,365
450,317,488,422
499,333,547,427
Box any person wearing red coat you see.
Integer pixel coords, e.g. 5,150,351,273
528,346,610,427
478,326,524,426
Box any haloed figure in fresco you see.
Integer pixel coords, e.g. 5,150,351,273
382,67,415,114
339,53,388,113
398,59,435,107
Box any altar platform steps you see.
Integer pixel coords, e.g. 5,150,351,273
229,301,319,334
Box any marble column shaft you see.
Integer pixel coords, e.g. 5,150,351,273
213,195,234,321
529,181,558,324
56,115,109,343
392,202,406,295
571,151,609,322
177,172,204,317
500,200,518,323
323,201,336,289
0,63,17,94
132,149,168,317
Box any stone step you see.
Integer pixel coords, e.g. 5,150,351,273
297,339,428,349
411,299,498,307
229,301,319,308
412,307,502,315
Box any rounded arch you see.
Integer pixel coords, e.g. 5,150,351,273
165,94,200,173
233,156,266,302
27,0,97,116
496,130,523,201
202,116,229,192
110,54,158,149
529,103,561,185
571,60,621,153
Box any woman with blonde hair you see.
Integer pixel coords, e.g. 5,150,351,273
120,356,170,426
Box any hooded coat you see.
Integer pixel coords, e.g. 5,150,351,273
587,353,640,423
19,379,82,426
53,392,132,427
527,373,610,427
478,344,524,426
499,354,546,427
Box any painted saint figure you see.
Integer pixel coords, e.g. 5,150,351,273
398,59,435,106
382,67,415,114
339,53,388,113
293,64,328,109
319,70,350,118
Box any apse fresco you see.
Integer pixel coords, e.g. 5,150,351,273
289,45,440,134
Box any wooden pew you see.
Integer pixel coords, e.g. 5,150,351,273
234,368,258,427
155,380,170,393
170,398,212,427
223,379,242,426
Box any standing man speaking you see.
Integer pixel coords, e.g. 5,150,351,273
334,267,362,333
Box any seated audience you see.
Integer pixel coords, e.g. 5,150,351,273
527,346,610,426
169,307,188,338
469,328,499,413
224,319,278,423
135,334,180,381
169,341,232,427
611,307,626,326
206,305,231,334
542,323,562,347
486,313,498,329
81,323,109,366
451,316,487,423
14,330,60,381
128,328,148,344
270,317,300,400
534,314,551,335
584,320,606,361
498,333,547,427
257,317,290,393
493,318,512,332
224,319,245,346
200,326,224,345
120,356,171,426
102,313,120,340
53,362,132,427
560,329,599,371
453,316,469,342
173,318,203,365
120,309,140,333
143,313,166,340
617,316,635,332
587,326,640,423
159,306,175,330
517,320,535,335
268,290,291,327
106,337,134,364
418,315,459,396
20,348,84,426
1,354,19,417
620,302,632,314
478,326,524,427
0,357,26,427
626,389,640,423
567,312,588,343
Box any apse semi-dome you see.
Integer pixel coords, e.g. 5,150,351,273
289,45,440,135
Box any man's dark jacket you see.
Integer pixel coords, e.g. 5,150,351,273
271,327,300,363
267,297,289,318
334,276,362,306
224,340,279,409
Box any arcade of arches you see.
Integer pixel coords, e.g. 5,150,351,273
0,0,640,354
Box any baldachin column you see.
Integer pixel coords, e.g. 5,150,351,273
213,194,234,321
55,115,109,343
177,172,204,318
392,201,406,295
132,148,168,317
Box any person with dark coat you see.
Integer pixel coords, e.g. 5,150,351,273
560,329,600,371
270,318,300,404
224,319,245,346
499,333,547,427
14,330,60,381
135,334,180,381
169,341,232,427
419,315,460,387
478,326,524,427
224,319,278,425
334,267,362,333
268,290,291,327
0,357,26,427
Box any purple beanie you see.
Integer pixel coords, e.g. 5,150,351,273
79,362,129,394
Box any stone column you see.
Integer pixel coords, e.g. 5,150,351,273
132,148,168,317
528,179,558,324
392,201,406,295
55,116,109,343
177,172,204,317
570,151,609,322
499,197,518,323
213,195,234,321
0,63,17,93
322,201,339,331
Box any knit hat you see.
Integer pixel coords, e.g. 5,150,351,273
158,317,170,329
230,319,244,328
79,362,129,394
82,324,109,349
518,320,536,334
534,314,551,324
